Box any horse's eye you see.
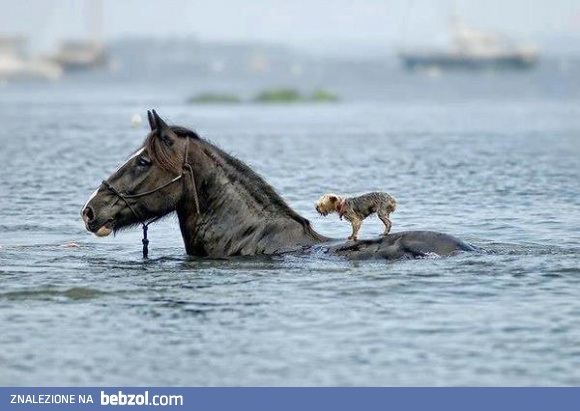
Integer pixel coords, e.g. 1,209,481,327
136,157,151,167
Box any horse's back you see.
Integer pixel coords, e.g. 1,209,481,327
324,231,474,260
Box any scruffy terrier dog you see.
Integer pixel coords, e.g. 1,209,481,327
315,192,397,241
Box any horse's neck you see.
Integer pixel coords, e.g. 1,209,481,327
175,167,325,257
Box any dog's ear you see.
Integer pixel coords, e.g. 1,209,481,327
329,195,338,203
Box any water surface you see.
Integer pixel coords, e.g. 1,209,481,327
1,68,579,386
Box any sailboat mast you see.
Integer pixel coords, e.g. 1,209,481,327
87,0,103,46
450,0,461,36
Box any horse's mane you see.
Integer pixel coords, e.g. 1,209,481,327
144,125,313,229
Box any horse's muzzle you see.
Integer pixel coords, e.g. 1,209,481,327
82,206,114,237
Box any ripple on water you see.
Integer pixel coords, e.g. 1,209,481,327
0,287,105,302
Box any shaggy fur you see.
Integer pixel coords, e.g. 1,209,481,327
315,192,397,241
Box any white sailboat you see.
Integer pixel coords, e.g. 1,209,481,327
51,0,108,72
0,36,62,82
399,6,539,71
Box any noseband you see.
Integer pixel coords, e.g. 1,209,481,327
102,136,200,258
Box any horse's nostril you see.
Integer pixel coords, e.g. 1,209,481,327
83,206,95,222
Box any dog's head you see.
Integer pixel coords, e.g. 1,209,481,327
315,193,342,216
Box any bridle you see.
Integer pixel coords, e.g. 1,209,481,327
102,136,200,258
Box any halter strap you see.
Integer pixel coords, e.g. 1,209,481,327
112,175,183,198
182,137,200,216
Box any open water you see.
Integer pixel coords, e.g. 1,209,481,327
1,63,579,385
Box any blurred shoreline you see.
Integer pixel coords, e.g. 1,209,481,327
2,37,579,106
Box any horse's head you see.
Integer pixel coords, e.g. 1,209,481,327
81,110,199,237
82,110,322,257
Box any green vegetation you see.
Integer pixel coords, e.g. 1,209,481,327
309,88,339,103
187,92,241,104
187,88,339,105
253,88,339,103
253,88,302,103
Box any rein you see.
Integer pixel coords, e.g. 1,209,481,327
102,136,200,258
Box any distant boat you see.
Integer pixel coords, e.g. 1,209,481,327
52,40,107,72
0,36,62,81
398,11,538,71
51,0,108,72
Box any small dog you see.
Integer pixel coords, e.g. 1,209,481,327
315,192,397,241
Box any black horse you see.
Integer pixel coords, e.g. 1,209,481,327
81,111,473,260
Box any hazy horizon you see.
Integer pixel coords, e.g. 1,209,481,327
2,0,580,56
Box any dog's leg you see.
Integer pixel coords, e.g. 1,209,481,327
348,218,362,241
378,212,392,235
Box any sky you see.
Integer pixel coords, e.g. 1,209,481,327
2,0,580,54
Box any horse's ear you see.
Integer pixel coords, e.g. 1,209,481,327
152,110,176,146
152,110,169,131
147,110,156,131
